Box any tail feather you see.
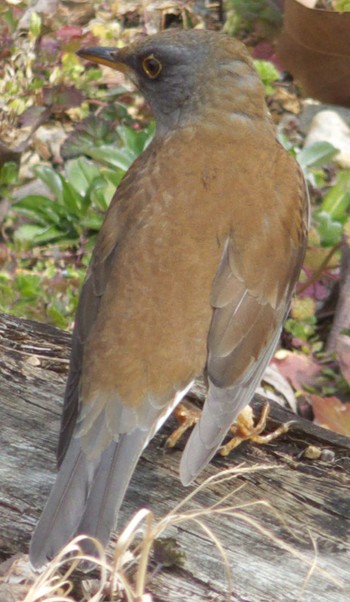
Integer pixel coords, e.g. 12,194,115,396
30,438,98,568
77,431,149,555
29,432,148,569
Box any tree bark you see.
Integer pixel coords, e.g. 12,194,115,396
0,312,350,601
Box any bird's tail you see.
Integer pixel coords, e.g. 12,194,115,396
29,431,148,569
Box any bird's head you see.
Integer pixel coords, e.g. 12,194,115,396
77,30,265,135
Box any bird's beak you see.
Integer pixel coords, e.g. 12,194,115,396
76,46,132,75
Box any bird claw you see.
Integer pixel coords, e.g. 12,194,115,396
167,400,293,455
166,400,201,448
220,403,294,456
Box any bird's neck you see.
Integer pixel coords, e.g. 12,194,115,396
155,58,273,138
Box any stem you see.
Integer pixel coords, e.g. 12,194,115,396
135,512,154,599
297,241,341,295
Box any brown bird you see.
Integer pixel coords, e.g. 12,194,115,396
30,29,308,568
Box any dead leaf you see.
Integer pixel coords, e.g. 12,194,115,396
259,364,298,412
0,107,50,170
272,350,321,391
310,394,350,436
42,85,85,113
55,25,84,42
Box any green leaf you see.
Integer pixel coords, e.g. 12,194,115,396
285,318,315,342
65,157,100,196
0,272,11,283
117,125,154,156
117,126,139,155
47,304,68,329
335,0,350,11
314,211,343,247
4,8,17,32
0,162,19,186
320,170,350,222
61,180,83,216
34,165,64,203
14,195,65,225
14,223,51,244
0,272,15,309
87,145,134,171
15,223,67,245
16,273,41,299
88,178,111,212
81,214,104,231
29,11,42,39
254,60,280,96
297,142,338,170
61,115,120,160
102,167,125,188
32,225,68,244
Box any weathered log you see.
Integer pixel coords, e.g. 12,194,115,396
1,312,350,601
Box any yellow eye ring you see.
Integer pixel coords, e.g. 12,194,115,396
142,55,162,79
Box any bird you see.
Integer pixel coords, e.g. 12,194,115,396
29,28,309,568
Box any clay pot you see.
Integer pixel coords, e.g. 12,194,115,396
277,0,350,106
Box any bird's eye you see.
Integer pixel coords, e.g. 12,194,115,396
142,55,162,79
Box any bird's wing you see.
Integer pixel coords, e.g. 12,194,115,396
56,144,157,466
57,226,120,466
180,165,309,485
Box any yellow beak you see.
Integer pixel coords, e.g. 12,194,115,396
77,46,132,75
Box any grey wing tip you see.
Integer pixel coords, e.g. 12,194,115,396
179,459,195,487
29,537,54,571
29,554,46,572
179,426,216,486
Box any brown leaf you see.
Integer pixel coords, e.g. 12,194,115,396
0,106,50,169
310,394,350,436
42,85,85,113
277,0,350,106
272,350,321,391
18,106,49,129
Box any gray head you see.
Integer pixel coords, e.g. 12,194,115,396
78,29,264,133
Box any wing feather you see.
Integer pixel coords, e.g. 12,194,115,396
180,169,309,484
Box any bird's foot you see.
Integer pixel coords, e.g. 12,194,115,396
166,399,201,448
167,400,293,456
220,402,293,456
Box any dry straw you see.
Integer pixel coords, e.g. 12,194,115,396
21,464,342,602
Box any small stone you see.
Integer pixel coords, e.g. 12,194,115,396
25,355,41,367
320,449,335,463
304,110,350,168
303,445,321,460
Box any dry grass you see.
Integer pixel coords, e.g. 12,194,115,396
16,464,342,602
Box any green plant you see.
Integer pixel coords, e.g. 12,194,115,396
13,158,110,245
13,124,155,246
0,161,19,199
334,0,350,11
276,141,349,349
254,60,280,95
0,259,85,329
296,141,338,174
313,170,350,246
224,0,283,37
285,297,317,346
